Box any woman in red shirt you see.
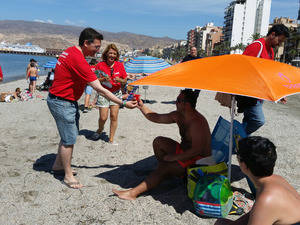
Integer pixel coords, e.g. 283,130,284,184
94,44,127,144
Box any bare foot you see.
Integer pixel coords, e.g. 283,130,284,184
63,177,83,189
112,189,136,200
51,166,77,175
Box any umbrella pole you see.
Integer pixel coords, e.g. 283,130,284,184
228,95,236,182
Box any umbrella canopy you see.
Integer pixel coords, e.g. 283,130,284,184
130,54,300,102
42,60,57,69
130,54,300,181
125,56,170,75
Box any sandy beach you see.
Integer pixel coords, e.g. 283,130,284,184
0,78,299,225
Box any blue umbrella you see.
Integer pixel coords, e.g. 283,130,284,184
124,56,170,74
42,60,57,69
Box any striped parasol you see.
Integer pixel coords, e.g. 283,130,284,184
124,56,170,75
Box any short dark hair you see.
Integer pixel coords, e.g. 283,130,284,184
30,58,36,62
180,89,200,109
267,24,290,38
237,136,277,177
79,28,103,46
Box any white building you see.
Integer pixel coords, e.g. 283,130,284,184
223,0,271,49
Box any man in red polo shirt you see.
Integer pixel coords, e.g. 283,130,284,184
237,24,289,136
47,28,136,189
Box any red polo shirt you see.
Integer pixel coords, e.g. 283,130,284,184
243,38,274,60
95,61,127,93
50,46,97,101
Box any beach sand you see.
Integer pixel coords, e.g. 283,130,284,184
0,78,299,225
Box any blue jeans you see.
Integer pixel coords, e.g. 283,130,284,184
242,100,265,135
47,95,80,145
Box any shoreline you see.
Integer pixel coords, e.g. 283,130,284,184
0,78,299,225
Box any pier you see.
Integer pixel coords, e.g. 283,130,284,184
0,48,63,57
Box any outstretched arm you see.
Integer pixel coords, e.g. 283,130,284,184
138,99,176,124
89,79,136,109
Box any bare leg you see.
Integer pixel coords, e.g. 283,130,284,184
113,137,182,200
84,94,91,108
52,142,76,174
113,161,185,200
54,143,82,189
32,80,36,93
97,107,109,133
109,105,119,143
152,136,178,161
29,81,33,94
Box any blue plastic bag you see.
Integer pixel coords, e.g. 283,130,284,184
211,116,247,164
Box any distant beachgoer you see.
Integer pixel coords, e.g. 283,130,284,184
92,44,127,144
47,28,137,189
26,58,37,75
83,58,98,113
215,136,300,225
237,24,290,135
0,87,21,102
0,65,3,82
26,62,39,94
113,89,211,200
181,46,201,63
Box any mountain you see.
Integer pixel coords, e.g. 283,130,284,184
0,20,179,51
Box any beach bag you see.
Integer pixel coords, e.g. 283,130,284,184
192,174,233,218
187,162,228,199
212,116,247,164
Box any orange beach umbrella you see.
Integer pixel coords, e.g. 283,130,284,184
130,54,300,181
131,54,300,102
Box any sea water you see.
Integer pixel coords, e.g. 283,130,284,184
0,53,56,83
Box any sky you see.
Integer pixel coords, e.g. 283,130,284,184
0,0,298,40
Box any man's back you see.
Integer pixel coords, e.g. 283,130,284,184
251,175,300,225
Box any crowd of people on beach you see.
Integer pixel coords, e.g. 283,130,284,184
1,24,299,224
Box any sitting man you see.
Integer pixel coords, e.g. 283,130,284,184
113,89,212,200
215,136,300,225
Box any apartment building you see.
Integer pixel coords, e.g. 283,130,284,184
223,0,271,49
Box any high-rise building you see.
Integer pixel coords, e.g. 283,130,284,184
223,0,271,48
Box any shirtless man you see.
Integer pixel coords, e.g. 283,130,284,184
113,89,212,200
215,136,300,225
26,62,39,94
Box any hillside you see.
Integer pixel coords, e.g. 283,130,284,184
0,20,179,51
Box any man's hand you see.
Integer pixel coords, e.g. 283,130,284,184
125,100,137,109
137,98,144,109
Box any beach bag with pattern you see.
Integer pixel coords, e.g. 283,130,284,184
192,174,233,218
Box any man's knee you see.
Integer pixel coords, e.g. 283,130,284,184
152,136,165,149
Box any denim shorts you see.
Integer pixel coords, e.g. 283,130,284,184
85,85,93,95
96,89,122,107
47,95,80,145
